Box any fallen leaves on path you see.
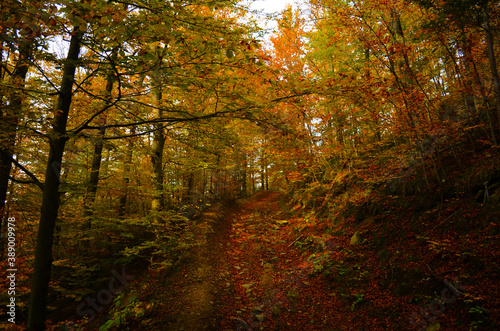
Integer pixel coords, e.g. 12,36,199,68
121,190,498,331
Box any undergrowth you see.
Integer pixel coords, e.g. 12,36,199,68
281,133,500,329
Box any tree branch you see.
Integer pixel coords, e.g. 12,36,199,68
10,157,44,191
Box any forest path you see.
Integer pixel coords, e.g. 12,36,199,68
152,190,361,331
153,191,282,330
152,205,230,329
150,190,386,330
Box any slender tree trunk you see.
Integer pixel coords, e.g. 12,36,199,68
118,127,135,217
187,172,195,204
27,27,83,331
0,39,31,258
83,60,115,228
83,124,105,224
200,167,206,208
214,155,220,197
242,154,247,197
482,2,500,134
150,51,165,214
265,159,269,191
261,151,265,190
250,155,255,194
460,34,479,117
53,170,69,257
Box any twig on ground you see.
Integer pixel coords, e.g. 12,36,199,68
288,235,304,248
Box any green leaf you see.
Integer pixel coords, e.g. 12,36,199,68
143,53,157,62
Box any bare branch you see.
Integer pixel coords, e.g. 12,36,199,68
10,157,44,191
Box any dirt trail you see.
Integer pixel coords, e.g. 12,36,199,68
109,189,498,331
153,190,366,330
154,193,275,330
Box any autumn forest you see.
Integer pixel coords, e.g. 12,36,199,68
1,0,499,330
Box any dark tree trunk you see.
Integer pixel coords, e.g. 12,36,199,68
118,127,135,217
482,2,500,134
0,39,31,259
261,152,265,190
242,154,247,197
83,124,105,226
265,161,269,191
186,172,195,204
83,59,115,227
27,27,83,331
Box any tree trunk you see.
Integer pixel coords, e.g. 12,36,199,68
83,59,115,228
83,124,105,224
250,156,255,194
0,39,31,258
242,154,247,197
460,34,478,117
118,127,135,217
482,2,500,134
265,159,269,191
150,50,165,214
186,172,195,204
27,27,83,331
261,151,265,190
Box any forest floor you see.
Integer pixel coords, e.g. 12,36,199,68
115,191,415,330
88,190,498,331
127,190,372,330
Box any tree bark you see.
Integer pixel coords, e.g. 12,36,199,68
459,33,479,117
0,39,31,258
83,124,105,224
482,2,500,134
83,55,115,228
186,172,195,205
150,49,165,214
242,154,247,197
27,27,83,331
118,127,135,217
261,151,266,190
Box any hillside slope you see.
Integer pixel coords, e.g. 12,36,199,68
90,186,499,330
